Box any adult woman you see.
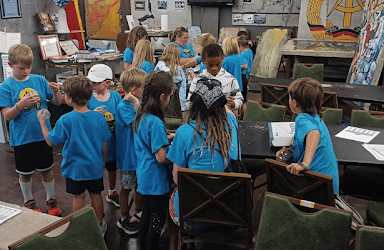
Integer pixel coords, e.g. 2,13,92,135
166,77,240,250
168,27,200,66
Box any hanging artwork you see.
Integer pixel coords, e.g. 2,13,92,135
298,0,364,41
85,0,121,39
347,1,384,86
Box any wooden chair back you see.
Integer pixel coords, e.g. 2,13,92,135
8,206,106,250
243,100,286,122
322,91,338,108
255,192,352,250
116,33,129,53
177,168,253,249
265,158,335,206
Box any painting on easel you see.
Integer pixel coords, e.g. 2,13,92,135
347,1,384,86
298,0,364,41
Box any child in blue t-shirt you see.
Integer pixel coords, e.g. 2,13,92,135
87,64,122,208
0,44,63,215
133,71,174,250
276,77,339,194
222,36,243,92
123,26,148,70
115,67,147,235
132,39,154,74
37,75,111,237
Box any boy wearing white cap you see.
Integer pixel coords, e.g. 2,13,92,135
87,64,122,208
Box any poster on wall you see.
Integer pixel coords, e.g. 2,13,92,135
158,0,167,10
85,0,121,39
346,1,384,87
175,1,185,10
297,0,364,41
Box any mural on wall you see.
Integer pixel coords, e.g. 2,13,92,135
298,0,364,41
347,1,384,86
85,0,121,39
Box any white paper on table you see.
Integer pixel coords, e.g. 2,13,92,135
335,126,379,143
0,205,21,225
362,144,384,161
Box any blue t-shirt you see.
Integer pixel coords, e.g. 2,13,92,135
222,54,243,91
134,113,172,195
115,100,137,171
48,111,111,181
0,74,53,147
293,113,339,194
170,41,196,58
138,60,154,74
87,90,122,162
239,48,253,77
167,112,239,222
123,47,134,64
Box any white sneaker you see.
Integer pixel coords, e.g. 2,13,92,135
99,220,107,237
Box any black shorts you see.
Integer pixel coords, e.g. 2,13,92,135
66,177,104,195
14,141,54,175
105,160,117,171
241,74,248,102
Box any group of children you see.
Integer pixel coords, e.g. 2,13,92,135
0,27,339,249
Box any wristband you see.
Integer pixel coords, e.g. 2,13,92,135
298,162,310,171
14,103,20,112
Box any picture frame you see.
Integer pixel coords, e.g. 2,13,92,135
135,1,145,10
0,0,21,19
59,40,79,55
126,15,136,30
37,34,62,60
37,11,55,32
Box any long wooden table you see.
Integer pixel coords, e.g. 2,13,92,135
248,77,384,105
239,120,384,167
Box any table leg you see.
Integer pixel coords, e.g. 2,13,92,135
45,62,50,81
285,55,294,79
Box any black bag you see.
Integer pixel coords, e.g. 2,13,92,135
224,123,247,174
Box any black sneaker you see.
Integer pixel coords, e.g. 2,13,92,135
117,217,139,235
106,191,120,207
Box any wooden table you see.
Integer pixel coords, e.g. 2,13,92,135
248,77,384,105
0,201,68,250
239,121,384,167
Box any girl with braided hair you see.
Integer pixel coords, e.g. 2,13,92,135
167,77,240,250
133,70,174,250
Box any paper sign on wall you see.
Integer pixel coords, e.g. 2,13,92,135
0,32,21,53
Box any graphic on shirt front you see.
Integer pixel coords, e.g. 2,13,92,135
104,111,115,133
15,87,41,111
183,49,193,57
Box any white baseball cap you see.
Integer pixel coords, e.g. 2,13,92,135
87,64,113,83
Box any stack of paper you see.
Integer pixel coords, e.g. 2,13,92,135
362,144,384,161
269,122,295,147
0,205,21,225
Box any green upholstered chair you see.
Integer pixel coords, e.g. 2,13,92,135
243,100,286,122
8,206,106,250
366,204,384,227
242,100,286,190
355,226,384,250
265,158,335,206
340,110,384,201
322,108,343,125
177,168,253,250
255,192,352,250
292,63,324,82
164,88,186,131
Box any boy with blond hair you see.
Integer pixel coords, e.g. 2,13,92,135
115,67,147,234
0,44,63,215
38,75,111,237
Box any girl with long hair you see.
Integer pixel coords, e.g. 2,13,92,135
132,39,154,74
123,26,148,70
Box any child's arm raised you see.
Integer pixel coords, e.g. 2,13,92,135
286,130,320,176
37,109,54,147
48,82,63,106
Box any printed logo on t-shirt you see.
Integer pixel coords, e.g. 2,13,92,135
183,49,193,57
104,111,115,133
15,87,41,111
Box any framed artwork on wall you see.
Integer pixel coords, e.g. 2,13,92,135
37,34,62,60
0,0,21,19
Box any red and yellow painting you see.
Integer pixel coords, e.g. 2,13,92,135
85,0,121,39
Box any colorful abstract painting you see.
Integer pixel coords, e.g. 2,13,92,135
85,0,121,39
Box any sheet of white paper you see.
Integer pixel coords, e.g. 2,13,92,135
7,33,21,50
362,144,384,161
0,31,7,53
0,205,21,225
335,126,379,143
